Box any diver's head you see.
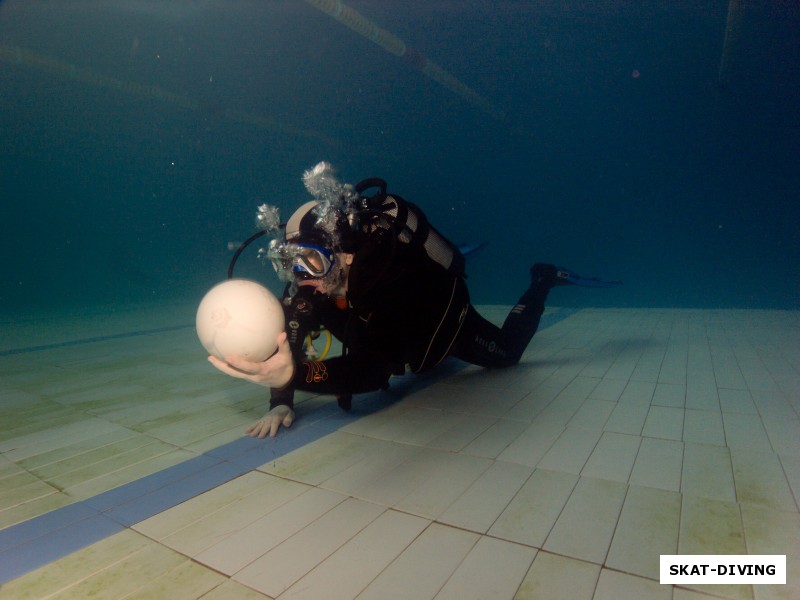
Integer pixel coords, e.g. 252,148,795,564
267,200,354,292
285,200,356,250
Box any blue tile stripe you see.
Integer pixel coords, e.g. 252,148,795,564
0,308,578,585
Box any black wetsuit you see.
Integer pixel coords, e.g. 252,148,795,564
270,228,553,410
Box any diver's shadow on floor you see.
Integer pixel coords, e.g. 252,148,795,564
450,336,660,382
309,335,661,423
297,357,470,428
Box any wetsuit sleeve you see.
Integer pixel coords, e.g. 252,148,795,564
291,354,392,395
269,385,295,410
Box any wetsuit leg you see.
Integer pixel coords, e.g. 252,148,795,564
449,264,556,368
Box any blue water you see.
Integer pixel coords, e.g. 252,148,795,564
1,0,798,315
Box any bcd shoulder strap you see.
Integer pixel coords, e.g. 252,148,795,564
353,178,465,278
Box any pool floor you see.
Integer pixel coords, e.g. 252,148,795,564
0,304,798,599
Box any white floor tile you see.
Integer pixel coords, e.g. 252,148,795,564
0,489,72,529
603,359,638,383
405,383,528,418
619,380,657,405
577,353,615,380
719,388,758,414
116,559,227,600
134,471,281,541
673,588,740,600
361,406,467,446
3,306,798,600
537,426,602,474
712,352,747,390
751,389,798,421
385,452,492,519
652,382,686,407
730,449,797,511
0,474,57,509
425,413,497,452
319,440,422,497
685,382,721,411
502,375,568,414
338,403,414,437
606,485,681,580
681,442,736,503
433,536,536,600
683,409,725,446
762,417,800,458
631,359,662,383
156,476,310,557
604,401,650,435
0,530,151,599
34,539,188,600
489,468,577,547
258,431,388,486
15,429,140,471
29,435,161,482
642,405,685,440
658,345,687,385
340,446,447,508
280,510,430,600
740,504,800,600
196,579,268,599
723,413,774,453
567,399,616,430
593,569,670,600
543,476,627,563
679,494,746,555
629,437,683,491
581,431,641,483
588,378,628,402
234,497,384,597
460,418,530,459
533,392,588,430
194,487,346,575
64,448,199,501
738,358,780,393
0,418,129,459
496,419,563,467
515,551,600,600
437,460,532,533
356,523,479,600
779,454,800,511
678,495,752,600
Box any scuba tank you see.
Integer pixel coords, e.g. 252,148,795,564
351,178,466,278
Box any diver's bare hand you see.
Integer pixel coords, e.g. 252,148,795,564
245,405,295,438
208,332,295,389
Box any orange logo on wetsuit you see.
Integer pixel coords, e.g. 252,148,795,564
303,361,329,383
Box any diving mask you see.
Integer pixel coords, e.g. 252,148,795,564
265,239,336,281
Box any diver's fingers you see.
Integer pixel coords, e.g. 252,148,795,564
268,417,282,438
245,419,270,439
208,355,249,379
219,354,264,375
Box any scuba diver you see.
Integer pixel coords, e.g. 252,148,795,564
209,162,620,438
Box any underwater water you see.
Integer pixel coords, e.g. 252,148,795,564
1,0,798,320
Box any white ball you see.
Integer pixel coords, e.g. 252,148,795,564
196,279,285,361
